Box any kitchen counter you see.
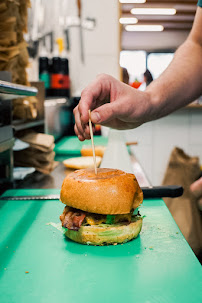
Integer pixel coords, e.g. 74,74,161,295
0,188,202,303
13,134,150,191
1,137,202,303
13,151,150,191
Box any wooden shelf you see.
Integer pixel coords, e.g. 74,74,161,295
186,104,202,109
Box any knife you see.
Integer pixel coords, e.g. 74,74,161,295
0,185,183,201
141,185,183,198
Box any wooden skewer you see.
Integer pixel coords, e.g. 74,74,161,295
125,141,138,146
88,110,97,175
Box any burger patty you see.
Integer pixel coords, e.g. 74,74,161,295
60,206,136,231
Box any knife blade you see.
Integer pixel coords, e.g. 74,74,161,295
0,194,60,201
0,185,183,201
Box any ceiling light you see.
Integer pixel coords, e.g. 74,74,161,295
125,24,164,31
120,0,146,3
119,17,138,24
131,8,176,15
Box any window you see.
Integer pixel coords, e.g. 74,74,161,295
120,51,146,83
120,50,174,88
147,52,174,79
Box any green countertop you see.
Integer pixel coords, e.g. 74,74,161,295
54,136,108,156
0,189,202,303
54,136,109,162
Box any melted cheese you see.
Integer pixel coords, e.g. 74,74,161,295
85,213,132,226
85,216,105,225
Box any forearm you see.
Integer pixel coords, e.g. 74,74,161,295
146,40,202,121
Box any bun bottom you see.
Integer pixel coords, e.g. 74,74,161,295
64,217,142,245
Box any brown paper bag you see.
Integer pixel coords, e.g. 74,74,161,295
17,132,55,152
13,98,37,120
14,157,58,175
14,149,55,164
35,161,58,175
0,0,36,120
162,147,202,255
14,131,57,174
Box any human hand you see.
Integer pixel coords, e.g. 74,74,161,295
73,74,152,141
190,176,202,210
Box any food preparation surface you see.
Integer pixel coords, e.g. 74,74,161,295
54,136,108,157
0,189,202,303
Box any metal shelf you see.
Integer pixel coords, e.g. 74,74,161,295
0,80,38,100
13,119,44,131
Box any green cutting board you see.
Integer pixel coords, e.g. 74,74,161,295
0,189,202,303
54,136,108,156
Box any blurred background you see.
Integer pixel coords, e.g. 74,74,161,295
0,0,201,187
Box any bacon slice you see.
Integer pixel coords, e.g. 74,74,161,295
60,206,86,231
60,206,134,231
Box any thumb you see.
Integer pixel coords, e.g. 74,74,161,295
90,102,118,124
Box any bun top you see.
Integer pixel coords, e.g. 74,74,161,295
60,168,143,214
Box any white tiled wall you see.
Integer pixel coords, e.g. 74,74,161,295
28,0,120,93
69,0,120,96
71,54,120,95
122,108,202,185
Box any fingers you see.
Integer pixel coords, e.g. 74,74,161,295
90,102,117,125
73,105,87,141
73,105,92,141
74,74,113,140
74,105,84,134
74,124,85,141
78,74,111,125
190,177,202,199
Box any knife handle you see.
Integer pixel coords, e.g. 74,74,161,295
142,185,183,198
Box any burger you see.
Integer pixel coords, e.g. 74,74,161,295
59,168,143,245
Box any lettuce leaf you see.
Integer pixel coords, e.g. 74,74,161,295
106,215,116,224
